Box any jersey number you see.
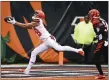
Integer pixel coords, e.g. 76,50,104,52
34,28,41,36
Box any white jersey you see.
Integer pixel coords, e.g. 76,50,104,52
33,18,51,40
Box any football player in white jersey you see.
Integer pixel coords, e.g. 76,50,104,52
5,10,84,74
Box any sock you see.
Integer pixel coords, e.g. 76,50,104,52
63,46,79,53
26,61,34,71
95,63,103,75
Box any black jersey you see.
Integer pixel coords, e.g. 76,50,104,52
93,18,108,41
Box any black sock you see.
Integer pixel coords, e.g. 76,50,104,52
95,63,103,75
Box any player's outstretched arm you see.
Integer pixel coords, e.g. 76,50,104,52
15,21,37,29
4,16,38,29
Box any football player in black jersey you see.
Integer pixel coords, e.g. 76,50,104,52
88,9,108,79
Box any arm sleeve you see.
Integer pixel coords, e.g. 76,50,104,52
102,26,108,41
100,19,108,41
98,21,108,41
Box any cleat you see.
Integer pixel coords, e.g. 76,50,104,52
18,69,24,72
24,69,30,75
95,74,105,79
78,49,84,56
18,69,30,75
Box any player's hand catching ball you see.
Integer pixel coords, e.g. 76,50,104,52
4,16,16,24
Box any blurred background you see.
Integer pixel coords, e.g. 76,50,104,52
1,1,108,64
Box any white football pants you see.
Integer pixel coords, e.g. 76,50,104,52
30,36,79,63
25,36,79,71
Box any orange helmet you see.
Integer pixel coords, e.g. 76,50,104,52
88,9,100,25
32,10,45,20
88,9,100,19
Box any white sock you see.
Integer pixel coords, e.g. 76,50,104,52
26,51,37,71
63,46,79,53
26,61,34,71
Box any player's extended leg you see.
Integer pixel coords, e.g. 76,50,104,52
24,43,49,74
93,40,105,79
102,46,108,64
45,37,84,56
94,53,105,79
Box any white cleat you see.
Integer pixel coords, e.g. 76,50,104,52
24,69,30,75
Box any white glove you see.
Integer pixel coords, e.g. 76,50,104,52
104,41,108,46
7,17,16,24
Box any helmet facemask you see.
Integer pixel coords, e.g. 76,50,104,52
32,12,38,20
88,9,100,25
91,16,100,25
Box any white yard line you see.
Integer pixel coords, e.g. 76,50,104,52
1,64,108,68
